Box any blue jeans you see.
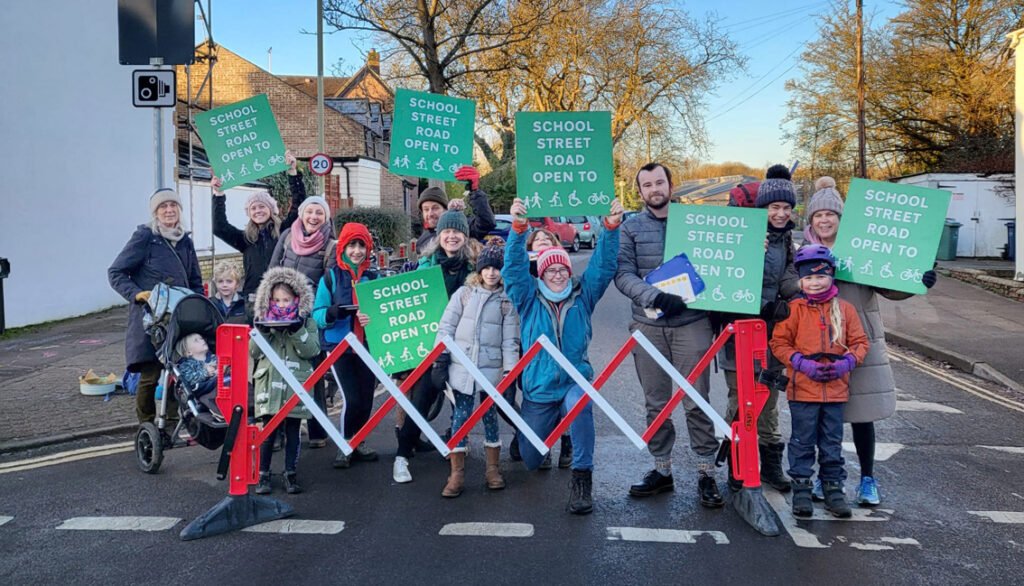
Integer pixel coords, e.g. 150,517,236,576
518,385,594,471
451,392,500,451
787,401,846,483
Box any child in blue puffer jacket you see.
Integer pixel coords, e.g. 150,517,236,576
502,196,624,515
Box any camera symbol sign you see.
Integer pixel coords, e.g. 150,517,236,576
309,153,333,176
132,69,176,108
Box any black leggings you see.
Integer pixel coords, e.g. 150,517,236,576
851,421,875,477
334,351,377,439
396,378,442,458
307,353,328,441
260,416,301,473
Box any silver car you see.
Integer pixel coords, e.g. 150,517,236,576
565,215,601,249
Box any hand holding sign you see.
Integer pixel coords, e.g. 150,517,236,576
211,175,224,196
285,149,297,176
607,198,624,226
510,197,528,225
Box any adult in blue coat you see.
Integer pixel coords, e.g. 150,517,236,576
503,196,623,515
108,189,203,424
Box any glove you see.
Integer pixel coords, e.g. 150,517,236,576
134,291,151,303
326,305,357,322
654,292,687,318
286,319,305,334
759,300,790,322
453,165,480,190
830,354,857,378
922,269,937,289
431,353,451,390
791,353,833,382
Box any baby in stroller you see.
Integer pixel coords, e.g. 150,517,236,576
175,333,218,398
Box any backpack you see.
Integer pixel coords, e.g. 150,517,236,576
728,182,760,208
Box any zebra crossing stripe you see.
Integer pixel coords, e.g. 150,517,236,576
606,527,729,545
439,522,534,538
896,400,963,414
242,520,346,534
968,511,1024,524
56,516,181,531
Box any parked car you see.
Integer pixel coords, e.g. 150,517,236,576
528,217,581,252
485,214,514,245
565,215,602,249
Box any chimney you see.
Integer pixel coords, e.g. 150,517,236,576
367,49,380,74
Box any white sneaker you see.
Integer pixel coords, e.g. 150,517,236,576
393,456,412,483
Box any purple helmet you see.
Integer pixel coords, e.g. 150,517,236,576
795,244,836,277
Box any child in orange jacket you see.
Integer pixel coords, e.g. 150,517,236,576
771,244,869,519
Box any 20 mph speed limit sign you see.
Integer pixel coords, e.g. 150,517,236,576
309,153,333,176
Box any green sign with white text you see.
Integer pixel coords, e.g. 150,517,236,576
664,204,767,315
389,88,476,181
831,178,951,294
355,267,448,375
515,111,615,217
194,94,288,190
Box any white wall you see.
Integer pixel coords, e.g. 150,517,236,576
0,2,176,327
344,158,383,208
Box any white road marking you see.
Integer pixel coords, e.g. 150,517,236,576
880,537,921,546
0,442,134,475
842,442,905,461
976,446,1024,455
849,542,892,551
57,516,181,531
242,520,346,534
968,511,1024,524
890,348,1024,414
439,522,534,538
0,516,13,527
606,527,729,545
764,490,828,548
896,400,963,414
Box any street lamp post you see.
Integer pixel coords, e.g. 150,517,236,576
1010,29,1024,281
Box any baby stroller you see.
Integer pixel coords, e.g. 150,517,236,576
135,284,228,473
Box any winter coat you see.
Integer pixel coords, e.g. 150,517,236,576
212,174,305,296
436,281,520,395
177,353,216,393
214,294,248,324
416,188,497,251
108,225,204,371
615,208,706,328
838,281,911,422
770,296,870,403
269,225,337,289
313,223,378,351
502,222,619,403
250,267,320,420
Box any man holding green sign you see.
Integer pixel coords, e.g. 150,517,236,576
194,94,289,190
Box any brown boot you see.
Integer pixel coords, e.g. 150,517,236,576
485,446,506,490
442,452,465,498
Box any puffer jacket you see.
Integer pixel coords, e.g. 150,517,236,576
269,224,337,288
502,222,619,403
249,266,320,419
436,281,520,395
770,296,870,403
313,222,378,350
615,208,706,328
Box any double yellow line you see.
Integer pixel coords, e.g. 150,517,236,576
0,442,133,475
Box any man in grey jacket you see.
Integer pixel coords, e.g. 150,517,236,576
615,162,723,509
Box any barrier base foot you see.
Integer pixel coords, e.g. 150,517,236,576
179,493,294,541
732,486,780,536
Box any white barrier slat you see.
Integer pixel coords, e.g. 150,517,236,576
536,336,647,450
442,335,549,455
631,330,732,439
343,333,451,457
250,329,353,455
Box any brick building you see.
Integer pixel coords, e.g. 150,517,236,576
175,46,414,213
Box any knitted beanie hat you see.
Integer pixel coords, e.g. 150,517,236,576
297,196,331,222
537,246,572,277
150,188,182,216
806,187,845,220
245,191,279,217
476,243,504,272
417,186,449,210
754,164,796,208
436,210,469,236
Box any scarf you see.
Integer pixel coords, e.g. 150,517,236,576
537,278,572,302
265,299,300,322
438,251,472,297
155,223,185,243
805,284,839,304
291,225,329,256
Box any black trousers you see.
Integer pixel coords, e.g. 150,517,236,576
334,350,377,439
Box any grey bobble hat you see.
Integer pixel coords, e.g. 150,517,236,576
436,209,469,236
806,187,845,220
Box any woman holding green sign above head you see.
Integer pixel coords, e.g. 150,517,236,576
802,176,937,506
502,196,624,515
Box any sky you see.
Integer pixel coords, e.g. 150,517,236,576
204,0,898,169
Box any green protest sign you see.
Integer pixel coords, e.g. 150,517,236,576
194,94,289,190
831,178,951,294
355,266,448,375
389,89,476,181
664,204,767,315
515,111,615,217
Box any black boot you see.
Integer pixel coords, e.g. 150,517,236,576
558,434,573,469
629,470,674,497
255,472,272,495
822,481,851,518
726,452,743,492
509,435,522,462
698,471,724,508
567,469,593,515
283,471,303,495
791,478,814,517
759,443,791,492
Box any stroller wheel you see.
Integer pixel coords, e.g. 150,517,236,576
135,422,164,474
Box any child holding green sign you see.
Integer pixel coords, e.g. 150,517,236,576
503,196,624,515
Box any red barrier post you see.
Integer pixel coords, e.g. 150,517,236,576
731,319,770,488
216,324,257,496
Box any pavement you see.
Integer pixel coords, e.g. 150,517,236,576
2,253,1022,453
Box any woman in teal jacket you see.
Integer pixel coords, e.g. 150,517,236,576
502,196,623,515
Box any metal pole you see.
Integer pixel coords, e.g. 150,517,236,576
855,0,866,179
1010,29,1024,280
317,0,326,196
151,57,165,189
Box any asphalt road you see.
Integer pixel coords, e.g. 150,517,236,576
2,249,1023,584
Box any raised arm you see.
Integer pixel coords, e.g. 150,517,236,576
210,175,247,252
